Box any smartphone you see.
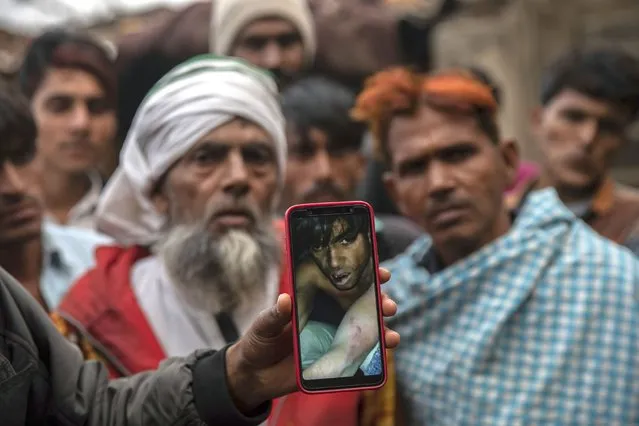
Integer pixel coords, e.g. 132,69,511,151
285,201,387,394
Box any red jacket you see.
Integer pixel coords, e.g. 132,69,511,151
57,220,365,426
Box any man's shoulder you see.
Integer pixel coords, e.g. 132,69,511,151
565,221,639,282
44,221,114,249
375,214,425,262
381,236,431,299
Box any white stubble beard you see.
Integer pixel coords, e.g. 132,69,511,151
158,219,280,314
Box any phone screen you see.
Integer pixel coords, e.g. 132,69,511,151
288,204,385,391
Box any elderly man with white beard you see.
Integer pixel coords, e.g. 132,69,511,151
51,55,392,426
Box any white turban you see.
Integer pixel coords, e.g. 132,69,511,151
95,55,286,247
210,0,316,65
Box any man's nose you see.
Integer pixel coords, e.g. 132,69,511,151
578,119,598,149
222,150,250,198
261,43,283,69
311,150,331,181
69,103,90,131
426,162,455,199
329,247,341,269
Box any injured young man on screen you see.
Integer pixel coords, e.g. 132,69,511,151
293,214,382,380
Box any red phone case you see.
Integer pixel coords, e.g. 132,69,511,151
284,200,387,395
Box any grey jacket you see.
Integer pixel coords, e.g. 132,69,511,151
0,267,270,426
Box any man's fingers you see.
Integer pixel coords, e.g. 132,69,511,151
250,294,292,339
384,329,400,349
381,293,397,317
378,267,391,284
276,293,292,316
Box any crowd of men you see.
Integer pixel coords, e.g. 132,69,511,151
1,0,639,424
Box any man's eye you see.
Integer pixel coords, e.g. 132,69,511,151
311,244,323,252
242,37,268,51
562,109,587,123
398,159,425,177
87,99,111,115
192,148,224,165
46,97,73,113
276,33,301,48
242,146,274,166
292,145,316,160
441,148,473,163
598,119,624,135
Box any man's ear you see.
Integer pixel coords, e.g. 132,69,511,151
383,171,406,216
499,138,520,189
530,106,544,138
354,152,367,183
151,187,170,216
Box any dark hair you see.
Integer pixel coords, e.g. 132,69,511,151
281,77,367,152
540,48,639,118
352,68,500,164
19,29,116,105
0,87,37,164
467,66,502,107
293,214,368,265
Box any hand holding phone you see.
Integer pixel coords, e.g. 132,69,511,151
285,201,387,393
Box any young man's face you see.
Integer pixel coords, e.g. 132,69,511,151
281,126,365,209
31,68,116,175
385,104,517,258
533,89,631,199
0,141,43,247
231,17,305,88
310,217,370,292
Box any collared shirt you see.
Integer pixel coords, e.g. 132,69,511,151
46,171,103,230
41,221,113,310
506,174,639,255
130,255,280,358
383,189,639,425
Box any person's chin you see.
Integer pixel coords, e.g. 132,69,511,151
430,223,477,249
60,159,95,175
557,170,601,194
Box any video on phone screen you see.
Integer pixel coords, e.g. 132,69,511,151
291,211,383,382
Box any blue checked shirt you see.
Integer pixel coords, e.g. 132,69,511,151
383,189,639,425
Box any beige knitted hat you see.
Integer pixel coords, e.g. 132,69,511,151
210,0,316,65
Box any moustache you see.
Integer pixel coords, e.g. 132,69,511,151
0,194,41,214
205,199,261,226
425,199,471,221
61,138,92,150
303,182,347,203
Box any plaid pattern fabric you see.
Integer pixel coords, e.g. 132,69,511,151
383,189,639,425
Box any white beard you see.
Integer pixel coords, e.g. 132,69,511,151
158,222,280,314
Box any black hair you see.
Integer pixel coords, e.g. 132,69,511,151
540,48,639,118
0,86,37,164
19,29,115,102
281,76,367,152
293,214,368,265
467,66,502,107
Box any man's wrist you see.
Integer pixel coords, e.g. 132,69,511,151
191,348,271,425
225,343,263,414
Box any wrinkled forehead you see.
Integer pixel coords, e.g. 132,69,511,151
237,17,299,40
331,217,349,236
209,116,276,151
543,88,630,121
387,104,488,165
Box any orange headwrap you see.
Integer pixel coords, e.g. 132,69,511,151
351,67,498,162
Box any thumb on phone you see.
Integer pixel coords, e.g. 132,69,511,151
251,294,293,339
